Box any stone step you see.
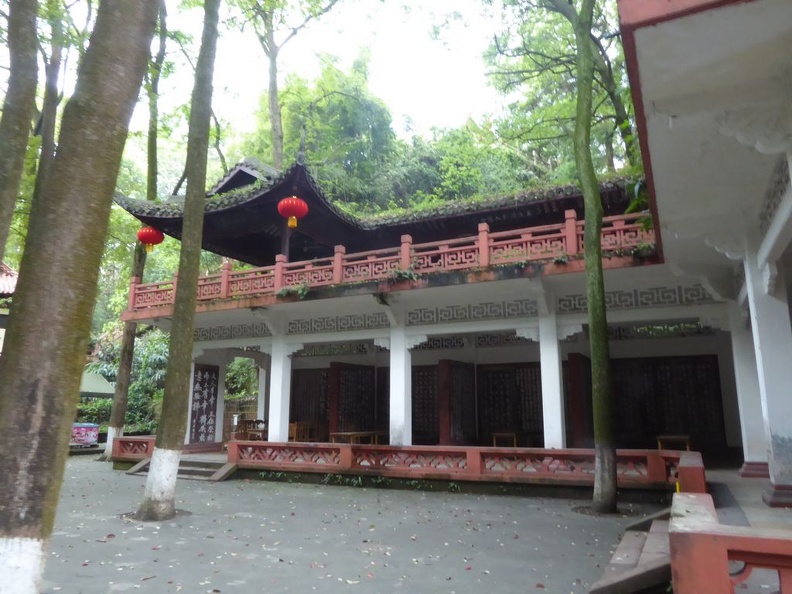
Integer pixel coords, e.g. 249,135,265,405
125,458,237,482
589,520,671,594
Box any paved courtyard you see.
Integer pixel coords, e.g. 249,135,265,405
42,456,657,593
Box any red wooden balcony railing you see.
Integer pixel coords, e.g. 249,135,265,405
127,210,654,312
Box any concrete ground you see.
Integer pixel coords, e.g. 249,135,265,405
42,456,660,594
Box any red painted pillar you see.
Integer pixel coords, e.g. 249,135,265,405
220,259,231,298
400,234,413,270
478,222,490,267
274,254,286,291
128,275,140,310
564,209,579,256
333,245,345,284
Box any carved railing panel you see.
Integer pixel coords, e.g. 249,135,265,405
112,436,156,461
226,442,700,490
129,212,655,312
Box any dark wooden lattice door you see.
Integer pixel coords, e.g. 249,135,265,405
291,369,329,423
610,355,725,450
412,366,439,444
438,360,476,445
190,364,219,444
477,365,520,444
329,363,375,433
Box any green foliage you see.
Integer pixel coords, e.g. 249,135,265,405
75,398,113,425
276,283,310,300
87,328,169,433
225,357,258,399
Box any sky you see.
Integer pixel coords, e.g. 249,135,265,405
160,0,508,139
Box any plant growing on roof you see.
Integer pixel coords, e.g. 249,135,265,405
276,283,310,300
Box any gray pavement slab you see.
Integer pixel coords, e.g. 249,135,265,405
42,456,660,594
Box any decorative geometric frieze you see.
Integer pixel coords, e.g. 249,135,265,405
294,343,371,357
556,284,716,314
194,322,271,342
407,299,538,326
287,312,390,335
476,333,533,348
604,322,715,341
559,324,584,341
760,158,790,237
373,338,390,350
406,335,428,350
413,336,466,350
515,327,539,342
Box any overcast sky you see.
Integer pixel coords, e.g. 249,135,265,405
156,0,506,139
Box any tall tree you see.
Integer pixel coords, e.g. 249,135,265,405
546,0,616,512
136,0,221,521
104,0,169,461
487,0,636,177
232,0,342,169
0,0,39,260
0,2,158,590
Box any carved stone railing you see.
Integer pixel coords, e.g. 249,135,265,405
111,435,156,461
669,493,792,593
127,210,654,312
226,442,702,491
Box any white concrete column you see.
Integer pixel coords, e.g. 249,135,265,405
539,313,566,448
744,248,792,502
385,329,425,446
257,356,269,421
267,338,300,442
729,305,768,470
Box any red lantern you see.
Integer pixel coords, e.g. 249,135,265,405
137,226,165,252
277,196,309,228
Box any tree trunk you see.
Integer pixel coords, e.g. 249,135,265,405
0,2,158,591
573,0,617,513
0,0,39,260
32,1,64,203
266,25,283,169
136,0,221,522
103,245,146,461
104,0,167,462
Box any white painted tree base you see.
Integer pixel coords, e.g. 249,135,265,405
0,537,46,594
104,426,123,461
138,447,181,519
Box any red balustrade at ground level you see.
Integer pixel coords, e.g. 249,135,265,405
126,211,655,313
670,493,792,593
111,436,702,491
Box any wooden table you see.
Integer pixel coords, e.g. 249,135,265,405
330,431,388,445
492,432,517,447
656,434,691,451
247,428,268,441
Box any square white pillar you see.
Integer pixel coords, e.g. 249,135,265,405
744,250,792,503
539,313,566,448
267,338,298,442
257,356,269,421
387,328,420,446
728,305,768,472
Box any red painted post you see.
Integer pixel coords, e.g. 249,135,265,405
128,276,140,311
227,441,239,463
477,222,490,267
466,447,482,478
333,245,345,284
220,259,231,298
339,444,353,469
645,451,668,483
565,210,578,256
400,234,413,270
171,272,178,305
274,254,286,290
